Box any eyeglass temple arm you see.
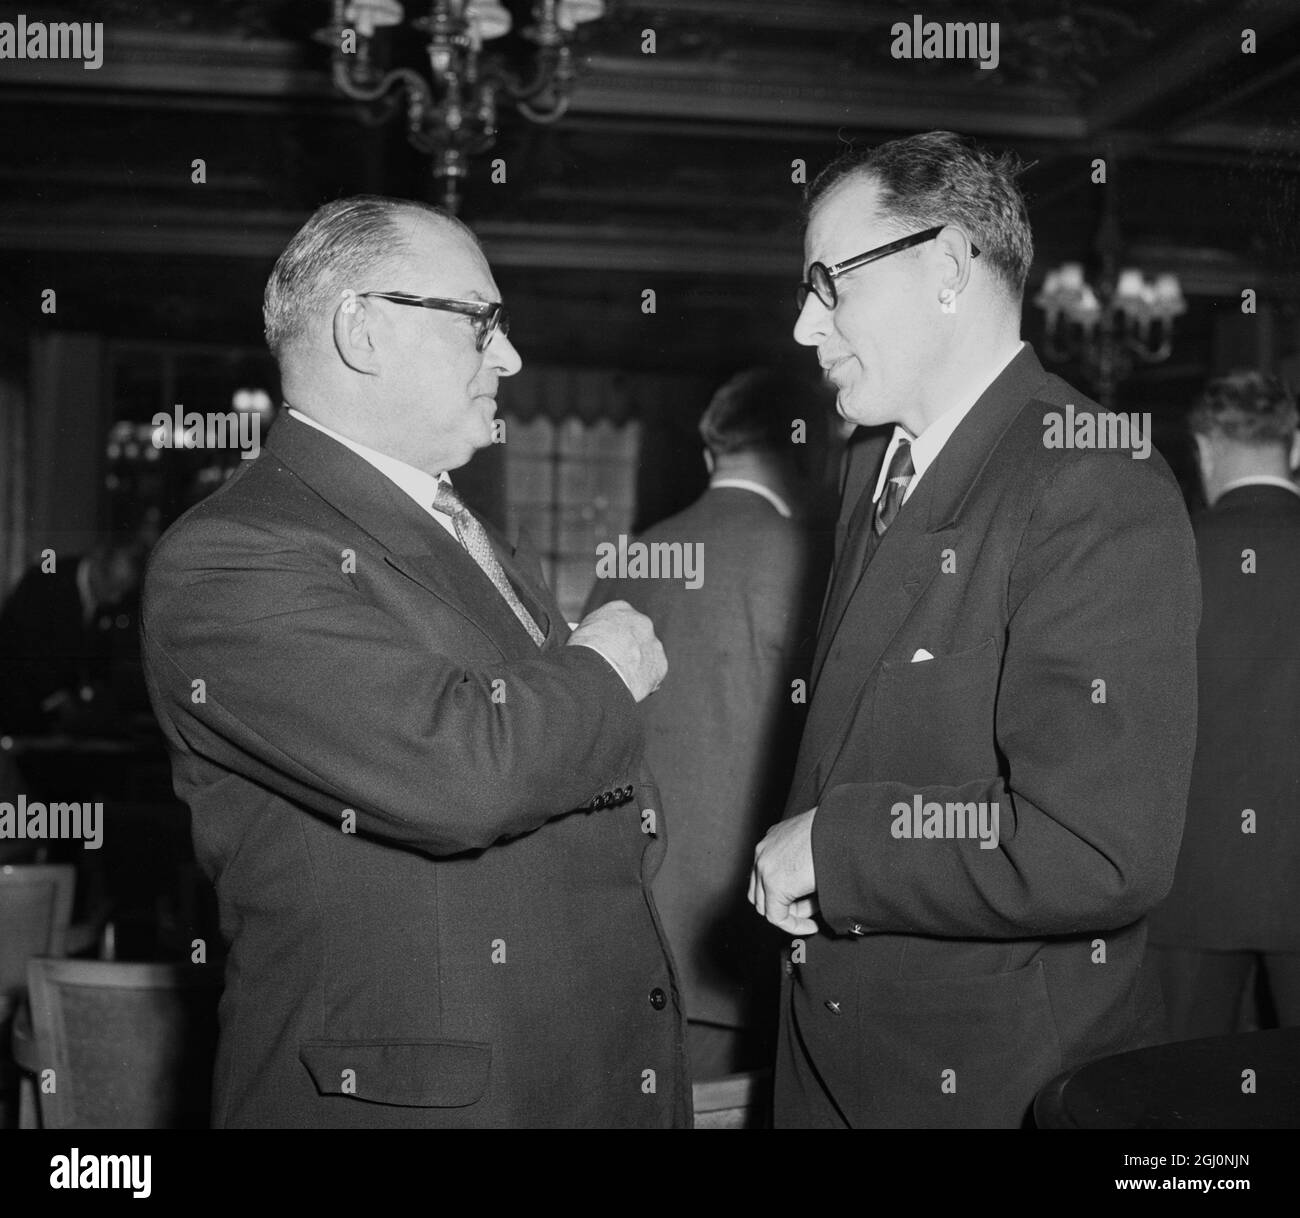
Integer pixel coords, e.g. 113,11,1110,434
824,227,980,277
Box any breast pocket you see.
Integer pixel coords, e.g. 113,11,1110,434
869,637,999,786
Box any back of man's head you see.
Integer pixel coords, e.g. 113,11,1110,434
1190,371,1298,449
262,195,474,366
805,130,1034,303
1189,370,1300,501
700,368,822,466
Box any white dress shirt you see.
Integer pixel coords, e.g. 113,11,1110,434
709,477,793,518
872,341,1026,506
287,408,457,538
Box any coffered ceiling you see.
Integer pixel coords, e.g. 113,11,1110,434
2,0,1298,378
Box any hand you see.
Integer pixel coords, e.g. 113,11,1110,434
749,808,820,935
567,600,667,703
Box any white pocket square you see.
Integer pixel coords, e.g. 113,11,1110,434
911,648,935,662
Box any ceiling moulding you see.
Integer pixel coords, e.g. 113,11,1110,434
0,30,327,97
570,55,1085,138
2,210,1292,295
0,206,796,273
0,28,1085,138
617,0,890,36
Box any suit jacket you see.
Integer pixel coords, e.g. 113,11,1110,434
775,345,1200,1128
1149,483,1300,951
141,413,689,1128
584,486,830,1032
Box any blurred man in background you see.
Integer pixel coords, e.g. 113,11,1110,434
0,536,146,735
586,367,832,1080
1148,371,1300,1039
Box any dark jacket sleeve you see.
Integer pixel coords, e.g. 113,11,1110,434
812,455,1201,937
142,513,642,858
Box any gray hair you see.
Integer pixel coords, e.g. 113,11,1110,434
262,195,476,360
806,131,1034,299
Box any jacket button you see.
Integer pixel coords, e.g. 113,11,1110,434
649,987,667,1010
825,1000,842,1015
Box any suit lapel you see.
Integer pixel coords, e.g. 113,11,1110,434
789,474,950,813
266,414,552,657
811,429,891,691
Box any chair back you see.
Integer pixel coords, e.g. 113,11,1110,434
692,1069,772,1129
0,864,75,1001
26,958,221,1128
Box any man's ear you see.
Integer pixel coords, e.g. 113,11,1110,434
935,223,976,300
332,290,382,375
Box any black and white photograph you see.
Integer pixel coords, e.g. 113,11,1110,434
0,0,1297,1194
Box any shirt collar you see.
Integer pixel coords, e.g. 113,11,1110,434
709,478,792,518
1217,474,1300,500
874,340,1025,503
287,408,452,513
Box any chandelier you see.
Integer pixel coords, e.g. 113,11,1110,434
1035,263,1187,406
315,0,606,214
1033,162,1187,408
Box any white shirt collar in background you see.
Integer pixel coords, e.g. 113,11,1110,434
710,478,793,518
1217,474,1300,499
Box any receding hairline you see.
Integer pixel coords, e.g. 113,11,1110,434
383,209,491,286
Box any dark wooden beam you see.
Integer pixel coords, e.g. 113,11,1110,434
1085,0,1300,135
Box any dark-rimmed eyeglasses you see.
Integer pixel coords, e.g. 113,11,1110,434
796,226,981,311
358,291,509,353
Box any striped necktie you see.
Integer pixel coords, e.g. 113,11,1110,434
872,436,915,542
432,482,546,647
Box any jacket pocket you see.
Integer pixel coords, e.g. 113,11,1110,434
853,959,1062,1128
869,637,999,786
299,1038,491,1108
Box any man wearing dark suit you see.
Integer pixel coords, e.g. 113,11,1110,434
0,539,144,734
1148,371,1300,1037
749,131,1200,1128
142,196,689,1128
584,368,832,1080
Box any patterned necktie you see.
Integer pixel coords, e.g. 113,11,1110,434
872,436,915,542
432,482,546,647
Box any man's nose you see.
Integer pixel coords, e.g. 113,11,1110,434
793,295,830,347
489,330,522,376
